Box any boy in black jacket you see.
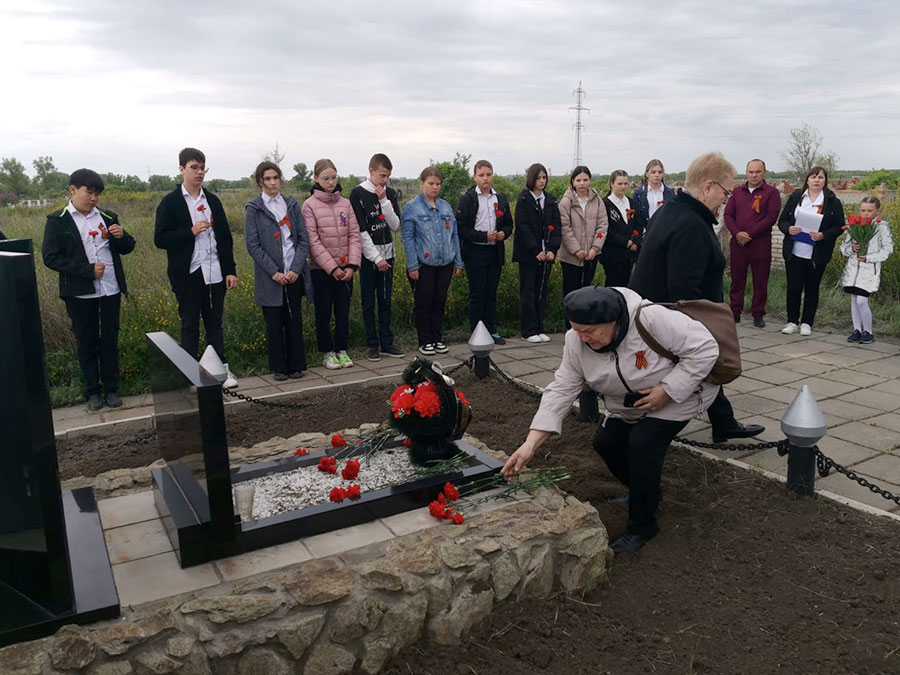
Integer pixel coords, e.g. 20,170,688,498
154,148,239,387
455,160,514,343
42,169,136,411
349,153,404,362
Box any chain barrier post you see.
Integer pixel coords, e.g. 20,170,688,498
467,321,494,380
780,385,828,497
579,387,599,423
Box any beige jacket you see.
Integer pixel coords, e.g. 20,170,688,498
558,187,608,267
530,287,720,433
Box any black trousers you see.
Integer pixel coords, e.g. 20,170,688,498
64,294,122,397
359,258,395,349
707,386,738,434
414,263,454,345
561,260,598,328
519,261,551,338
785,255,827,326
464,245,503,333
593,416,689,537
174,269,226,361
602,258,633,288
261,281,307,374
311,269,352,353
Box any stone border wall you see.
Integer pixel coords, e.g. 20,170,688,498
2,486,608,675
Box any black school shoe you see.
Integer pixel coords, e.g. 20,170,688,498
712,421,765,444
611,532,655,554
753,316,766,328
367,347,381,362
105,392,123,408
381,345,405,358
87,394,104,412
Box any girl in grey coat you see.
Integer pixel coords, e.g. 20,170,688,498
245,162,314,379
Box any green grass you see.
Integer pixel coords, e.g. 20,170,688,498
1,191,898,407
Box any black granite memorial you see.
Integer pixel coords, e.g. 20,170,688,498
147,332,504,568
0,239,119,647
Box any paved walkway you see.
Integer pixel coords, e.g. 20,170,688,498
53,325,900,516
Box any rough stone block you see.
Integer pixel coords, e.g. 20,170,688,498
49,625,96,670
302,643,356,675
275,611,326,659
328,595,387,644
236,647,292,675
427,587,493,645
180,594,285,624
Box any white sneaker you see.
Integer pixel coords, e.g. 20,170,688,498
434,342,450,354
781,322,798,335
538,333,550,342
419,344,436,355
525,335,543,343
323,352,342,370
223,363,238,389
799,323,812,337
337,350,354,367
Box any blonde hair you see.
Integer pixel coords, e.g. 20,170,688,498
313,158,337,177
642,159,664,190
684,152,736,191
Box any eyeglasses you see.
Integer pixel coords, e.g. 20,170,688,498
712,181,732,199
186,164,209,174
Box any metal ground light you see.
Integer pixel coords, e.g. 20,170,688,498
780,385,828,496
467,321,494,379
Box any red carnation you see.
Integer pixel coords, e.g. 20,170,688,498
329,487,348,503
437,492,446,505
413,389,441,418
841,225,848,231
331,433,348,448
273,231,281,238
596,232,603,239
632,229,639,236
548,225,555,231
455,389,469,406
378,213,385,221
451,513,465,525
402,437,412,447
197,204,206,212
346,484,361,499
339,256,347,265
88,230,99,237
443,482,460,501
294,448,308,456
341,458,360,480
424,252,430,258
495,210,504,217
318,456,337,474
428,500,445,519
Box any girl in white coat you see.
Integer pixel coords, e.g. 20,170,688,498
840,196,894,344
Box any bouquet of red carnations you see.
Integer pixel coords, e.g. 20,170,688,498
844,214,880,257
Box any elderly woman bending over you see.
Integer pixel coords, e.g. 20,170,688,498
501,285,719,554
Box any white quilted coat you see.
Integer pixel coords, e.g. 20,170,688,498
839,220,894,293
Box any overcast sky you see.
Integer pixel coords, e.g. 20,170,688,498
3,0,899,182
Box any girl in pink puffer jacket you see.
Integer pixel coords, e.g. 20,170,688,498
303,159,362,370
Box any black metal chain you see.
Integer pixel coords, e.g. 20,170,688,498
442,356,474,376
672,436,790,453
222,388,312,410
814,448,900,507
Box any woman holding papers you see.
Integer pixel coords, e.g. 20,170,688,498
777,166,845,336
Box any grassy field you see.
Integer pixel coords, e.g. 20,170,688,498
1,189,898,407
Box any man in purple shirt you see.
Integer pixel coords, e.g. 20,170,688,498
724,159,782,327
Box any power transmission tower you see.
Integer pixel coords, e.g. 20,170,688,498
568,81,589,168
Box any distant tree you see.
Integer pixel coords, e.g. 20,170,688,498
148,174,177,191
291,162,313,192
431,152,471,208
492,174,522,198
545,176,569,199
263,142,285,167
852,169,900,191
780,123,837,182
0,157,31,197
100,173,126,186
32,156,68,197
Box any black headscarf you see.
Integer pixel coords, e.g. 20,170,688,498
563,286,630,353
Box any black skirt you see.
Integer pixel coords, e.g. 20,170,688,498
843,286,870,297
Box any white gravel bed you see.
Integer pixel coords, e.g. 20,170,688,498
236,449,425,520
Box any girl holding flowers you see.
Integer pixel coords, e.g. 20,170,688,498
303,159,361,370
839,196,894,344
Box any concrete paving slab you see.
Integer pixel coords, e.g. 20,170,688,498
740,351,790,366
817,369,888,388
815,435,883,468
855,356,900,378
791,377,861,399
736,337,778,351
499,346,549,359
834,389,900,413
112,552,220,607
853,340,900,355
98,491,158,529
760,339,845,357
723,377,772,395
233,376,270,390
817,473,900,512
729,393,786,416
828,421,899,453
870,379,900,397
303,520,394,559
866,412,900,434
751,386,805,406
518,371,556,389
215,539,314,582
379,508,442,537
496,360,544,377
808,351,881,368
740,365,808,386
849,454,900,483
104,519,173,564
781,359,839,377
239,385,282,398
325,371,379,385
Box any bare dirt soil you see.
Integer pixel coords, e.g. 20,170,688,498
60,370,900,675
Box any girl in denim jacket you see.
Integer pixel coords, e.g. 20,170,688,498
401,166,462,355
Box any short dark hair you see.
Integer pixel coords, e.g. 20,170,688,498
68,168,104,193
369,153,393,172
747,158,766,170
179,147,206,167
525,163,548,191
860,195,881,209
570,165,592,187
254,161,283,187
473,159,493,173
419,166,443,183
804,166,829,191
609,169,629,184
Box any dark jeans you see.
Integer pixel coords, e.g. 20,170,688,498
707,386,738,435
360,258,395,349
519,261,552,337
414,263,454,345
561,260,598,328
730,237,771,318
311,268,352,353
464,245,503,332
174,269,226,361
593,416,689,537
785,255,827,326
64,294,121,397
602,259,633,288
261,281,307,374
